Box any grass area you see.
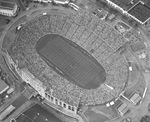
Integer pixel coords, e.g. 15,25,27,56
128,62,140,87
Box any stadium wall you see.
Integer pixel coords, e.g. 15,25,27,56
6,53,78,115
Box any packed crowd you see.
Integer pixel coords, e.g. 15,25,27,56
10,8,128,107
72,8,127,51
144,19,150,39
123,29,142,44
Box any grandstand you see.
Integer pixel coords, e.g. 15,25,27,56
6,8,129,115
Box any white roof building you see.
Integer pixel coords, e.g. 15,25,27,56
0,1,17,17
117,102,130,116
129,92,142,105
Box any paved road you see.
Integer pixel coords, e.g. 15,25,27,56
17,104,62,122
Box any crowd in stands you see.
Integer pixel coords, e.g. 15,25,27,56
144,20,150,39
10,8,129,107
123,29,142,44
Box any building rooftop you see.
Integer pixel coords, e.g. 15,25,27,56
129,92,142,105
109,0,141,11
128,2,150,23
0,1,16,10
0,79,9,94
106,0,150,24
117,102,130,116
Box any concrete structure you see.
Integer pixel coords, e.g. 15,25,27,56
129,91,142,105
0,79,9,94
128,2,150,24
117,102,130,116
105,0,150,24
0,1,17,17
114,21,131,34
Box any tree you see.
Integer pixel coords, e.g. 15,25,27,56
140,115,150,122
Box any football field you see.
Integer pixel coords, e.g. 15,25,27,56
36,34,106,89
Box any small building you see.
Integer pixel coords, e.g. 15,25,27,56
107,13,116,21
0,1,17,17
108,0,141,11
114,24,127,34
129,91,142,105
117,102,130,116
0,79,9,94
128,2,150,24
114,21,131,34
105,0,150,24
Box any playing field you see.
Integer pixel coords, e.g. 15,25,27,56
36,34,106,89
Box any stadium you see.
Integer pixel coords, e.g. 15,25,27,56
6,8,129,115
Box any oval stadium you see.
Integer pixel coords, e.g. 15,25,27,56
4,8,129,115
